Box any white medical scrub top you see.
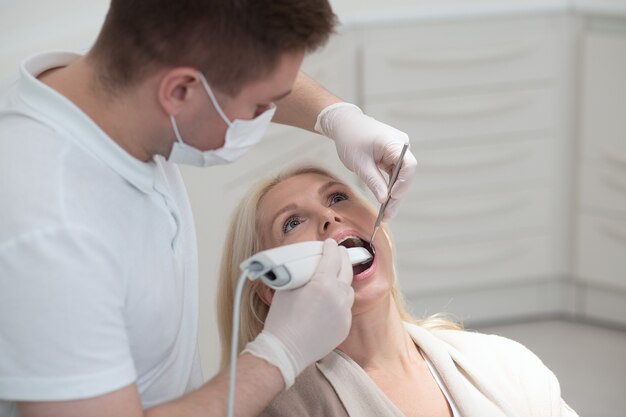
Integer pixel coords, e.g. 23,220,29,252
0,51,204,416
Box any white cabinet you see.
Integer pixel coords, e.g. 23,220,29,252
366,88,558,141
178,6,625,373
577,215,626,288
358,16,570,302
576,17,626,300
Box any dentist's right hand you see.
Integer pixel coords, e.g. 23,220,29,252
243,239,354,388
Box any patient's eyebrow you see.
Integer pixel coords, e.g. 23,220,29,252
269,181,344,230
271,203,298,230
318,181,343,195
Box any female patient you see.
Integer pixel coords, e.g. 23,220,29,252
217,165,578,417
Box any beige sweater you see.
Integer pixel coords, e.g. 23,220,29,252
261,323,578,417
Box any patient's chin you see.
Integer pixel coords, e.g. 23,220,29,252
350,275,393,315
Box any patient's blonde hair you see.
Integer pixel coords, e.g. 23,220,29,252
217,165,461,369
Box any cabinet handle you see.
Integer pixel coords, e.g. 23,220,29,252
602,147,626,169
388,94,531,120
398,243,522,270
599,224,626,247
398,194,527,221
600,173,626,196
417,147,530,172
387,42,535,67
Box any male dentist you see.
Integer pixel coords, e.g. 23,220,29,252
0,1,417,416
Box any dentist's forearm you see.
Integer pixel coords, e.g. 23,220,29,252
148,353,284,417
18,354,285,417
272,71,342,133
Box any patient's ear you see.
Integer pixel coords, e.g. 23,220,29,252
256,285,275,306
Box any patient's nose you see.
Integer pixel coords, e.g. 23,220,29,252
320,209,343,236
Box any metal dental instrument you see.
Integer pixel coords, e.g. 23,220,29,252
369,142,409,247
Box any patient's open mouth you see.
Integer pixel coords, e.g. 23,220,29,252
337,236,375,276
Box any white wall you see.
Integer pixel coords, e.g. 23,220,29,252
0,1,109,80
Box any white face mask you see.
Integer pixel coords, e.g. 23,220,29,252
167,73,276,167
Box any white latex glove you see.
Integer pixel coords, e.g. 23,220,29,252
243,239,354,388
315,102,418,220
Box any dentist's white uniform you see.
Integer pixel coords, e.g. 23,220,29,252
0,52,203,416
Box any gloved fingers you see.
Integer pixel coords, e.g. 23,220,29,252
372,138,409,186
377,126,409,161
312,238,341,282
355,157,389,203
380,150,416,222
377,136,411,172
391,150,417,208
336,246,353,286
344,286,355,310
339,283,355,314
374,143,400,180
382,197,402,221
388,150,417,201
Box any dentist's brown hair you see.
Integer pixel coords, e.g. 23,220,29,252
88,0,336,95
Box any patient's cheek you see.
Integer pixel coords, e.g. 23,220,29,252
257,286,275,306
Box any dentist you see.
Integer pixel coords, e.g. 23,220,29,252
0,1,417,417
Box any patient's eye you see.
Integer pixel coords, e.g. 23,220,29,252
283,216,305,234
329,192,348,205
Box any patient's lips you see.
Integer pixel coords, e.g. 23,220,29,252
334,230,376,281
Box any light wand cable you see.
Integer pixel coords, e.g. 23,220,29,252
227,269,249,417
227,261,268,417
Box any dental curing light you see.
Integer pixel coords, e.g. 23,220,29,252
240,240,372,290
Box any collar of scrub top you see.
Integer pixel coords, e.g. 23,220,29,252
18,51,158,195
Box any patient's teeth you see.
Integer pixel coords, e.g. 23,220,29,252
339,236,361,245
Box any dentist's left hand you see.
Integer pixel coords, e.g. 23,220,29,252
315,102,418,220
243,239,353,388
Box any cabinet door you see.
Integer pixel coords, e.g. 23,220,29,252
577,19,626,292
578,24,626,213
580,156,626,213
579,26,626,161
576,214,626,290
366,88,557,141
395,235,556,293
410,134,555,194
392,186,554,241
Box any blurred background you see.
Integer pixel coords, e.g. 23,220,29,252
1,0,625,415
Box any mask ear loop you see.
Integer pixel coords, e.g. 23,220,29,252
170,114,185,144
198,72,232,127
